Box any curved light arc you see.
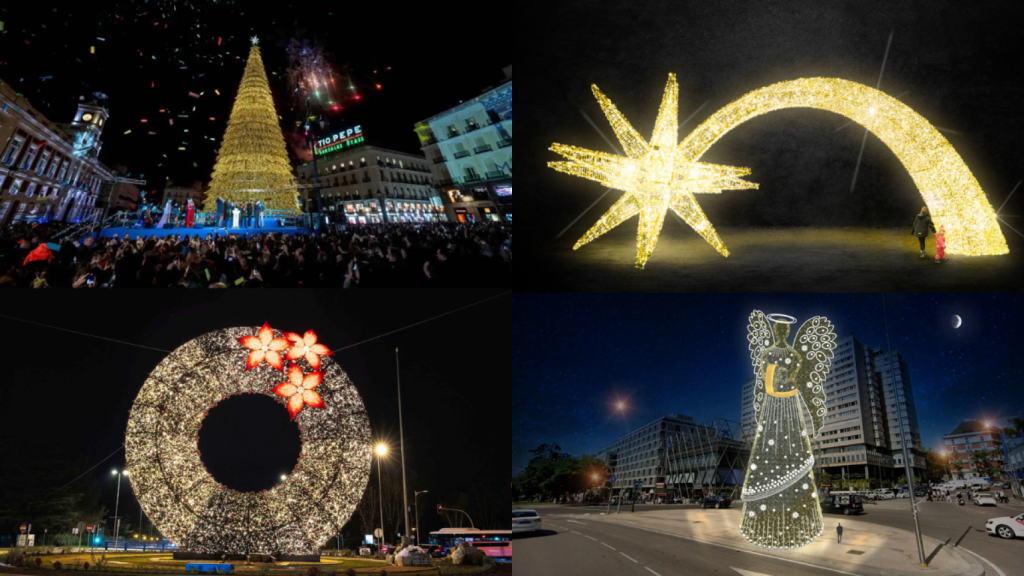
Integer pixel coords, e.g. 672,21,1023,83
678,77,1008,256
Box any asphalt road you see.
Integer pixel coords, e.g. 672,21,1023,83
517,498,1024,576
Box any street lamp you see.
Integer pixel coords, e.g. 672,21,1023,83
414,490,428,546
613,400,637,513
395,348,412,547
375,444,387,553
111,469,128,550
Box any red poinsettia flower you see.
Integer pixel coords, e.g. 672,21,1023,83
272,363,326,420
238,322,290,371
284,330,333,369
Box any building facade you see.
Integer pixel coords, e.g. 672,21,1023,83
296,141,445,225
0,83,114,227
414,68,512,223
740,334,925,483
942,421,1005,480
597,414,697,498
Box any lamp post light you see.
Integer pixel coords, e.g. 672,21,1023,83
414,490,428,547
375,444,388,553
110,469,128,550
396,348,412,548
613,400,637,513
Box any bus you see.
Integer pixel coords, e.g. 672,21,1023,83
428,528,511,563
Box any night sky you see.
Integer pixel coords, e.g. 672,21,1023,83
513,294,1024,474
0,290,510,537
0,1,511,190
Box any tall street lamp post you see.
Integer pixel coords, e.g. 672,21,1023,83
613,401,636,512
110,469,128,550
396,348,411,547
376,444,387,553
414,490,428,546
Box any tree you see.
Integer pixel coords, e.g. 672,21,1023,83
207,42,298,211
818,472,832,487
969,450,1002,480
923,449,947,482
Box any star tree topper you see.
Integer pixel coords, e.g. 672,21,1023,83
251,35,260,46
549,74,758,269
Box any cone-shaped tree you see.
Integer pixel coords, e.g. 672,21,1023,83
208,40,298,211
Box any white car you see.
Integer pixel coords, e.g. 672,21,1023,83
986,513,1024,539
512,509,542,534
973,494,997,506
874,490,895,500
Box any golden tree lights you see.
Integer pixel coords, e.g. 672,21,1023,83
124,326,371,555
740,311,836,550
550,75,1009,268
207,45,300,212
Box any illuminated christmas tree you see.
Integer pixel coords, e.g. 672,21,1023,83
208,38,298,211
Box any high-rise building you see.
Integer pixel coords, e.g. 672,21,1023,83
414,68,512,223
740,334,925,482
0,81,115,226
597,414,696,497
943,421,1004,480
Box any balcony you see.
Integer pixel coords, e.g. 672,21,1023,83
433,156,448,164
463,175,483,184
498,139,513,149
362,178,371,183
486,171,510,181
453,150,472,159
465,124,481,134
474,145,493,154
447,129,461,139
423,137,439,146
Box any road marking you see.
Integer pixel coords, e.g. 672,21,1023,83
621,553,638,563
609,523,861,576
602,542,616,550
585,535,598,541
571,530,581,534
568,520,588,525
731,569,774,576
645,568,663,576
957,546,1006,576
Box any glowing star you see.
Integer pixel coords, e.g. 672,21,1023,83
273,363,326,420
548,74,758,269
284,330,334,369
251,35,260,46
238,322,290,371
551,75,1009,268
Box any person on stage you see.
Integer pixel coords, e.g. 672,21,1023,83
246,201,254,228
157,199,172,229
256,200,264,229
186,198,196,229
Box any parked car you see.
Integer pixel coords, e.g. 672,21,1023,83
512,509,542,534
973,494,997,507
671,497,684,504
420,545,447,559
986,513,1024,539
821,494,864,515
1000,483,1012,489
701,495,732,509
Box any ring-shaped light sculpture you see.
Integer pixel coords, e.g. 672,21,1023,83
550,75,1009,268
124,326,371,556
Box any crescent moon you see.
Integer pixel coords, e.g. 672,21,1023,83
952,315,962,329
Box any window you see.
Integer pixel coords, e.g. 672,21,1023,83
36,150,52,175
20,145,40,171
9,179,24,196
2,136,26,166
47,156,60,179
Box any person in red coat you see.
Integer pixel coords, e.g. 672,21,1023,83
23,244,54,267
186,198,196,228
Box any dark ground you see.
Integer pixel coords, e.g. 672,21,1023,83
524,226,1022,292
521,1,1024,287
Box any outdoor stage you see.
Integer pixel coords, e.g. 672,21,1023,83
98,224,308,240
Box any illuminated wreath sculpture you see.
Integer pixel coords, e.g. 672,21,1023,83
124,324,372,556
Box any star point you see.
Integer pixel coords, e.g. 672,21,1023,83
550,74,758,268
251,35,260,46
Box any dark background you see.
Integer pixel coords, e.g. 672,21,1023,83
0,0,511,191
522,1,1024,263
0,290,510,543
513,293,1024,474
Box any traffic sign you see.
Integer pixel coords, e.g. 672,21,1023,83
609,476,617,483
19,524,27,534
374,528,383,539
86,525,94,533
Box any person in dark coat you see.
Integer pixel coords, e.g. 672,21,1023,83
837,522,843,543
246,202,255,228
910,206,936,258
216,197,225,228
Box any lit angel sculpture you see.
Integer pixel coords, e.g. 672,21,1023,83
548,74,758,269
740,311,836,550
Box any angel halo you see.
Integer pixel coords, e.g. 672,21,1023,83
739,310,837,550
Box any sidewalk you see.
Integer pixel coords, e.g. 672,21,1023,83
596,509,984,576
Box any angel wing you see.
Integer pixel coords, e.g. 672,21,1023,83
792,316,837,438
747,310,772,427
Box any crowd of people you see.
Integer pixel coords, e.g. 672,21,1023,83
0,221,511,288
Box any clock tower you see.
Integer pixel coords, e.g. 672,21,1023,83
67,102,109,161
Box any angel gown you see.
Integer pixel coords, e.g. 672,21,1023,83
739,311,836,550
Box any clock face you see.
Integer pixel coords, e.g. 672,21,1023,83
82,113,94,122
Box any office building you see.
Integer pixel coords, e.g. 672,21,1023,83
740,334,925,482
0,82,115,226
943,421,1004,480
597,414,696,498
414,67,512,223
